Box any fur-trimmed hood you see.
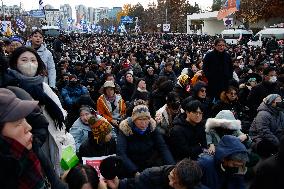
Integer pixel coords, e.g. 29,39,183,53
119,117,156,136
205,117,241,132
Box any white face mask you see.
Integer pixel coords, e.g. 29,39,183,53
269,76,277,83
17,62,38,77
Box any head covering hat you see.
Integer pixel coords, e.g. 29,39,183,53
0,88,38,123
88,116,112,144
132,104,151,121
263,94,281,105
103,81,115,88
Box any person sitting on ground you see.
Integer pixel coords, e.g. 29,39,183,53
117,103,175,177
78,115,116,160
102,157,209,189
0,88,47,188
249,94,284,159
70,106,100,152
155,91,181,143
169,100,207,161
97,81,126,129
198,135,249,189
205,110,251,155
63,164,108,189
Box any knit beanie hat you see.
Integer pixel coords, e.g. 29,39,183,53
131,105,151,121
263,94,281,105
88,116,112,144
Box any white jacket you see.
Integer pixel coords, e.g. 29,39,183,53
42,82,75,175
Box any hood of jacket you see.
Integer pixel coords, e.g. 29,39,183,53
257,102,279,115
191,81,207,98
215,135,248,163
205,118,241,132
119,117,156,136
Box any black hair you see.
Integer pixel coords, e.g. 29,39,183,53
166,92,181,109
135,78,146,87
175,158,203,188
65,164,99,189
225,85,238,93
30,29,44,37
184,100,202,113
214,38,226,46
9,46,47,76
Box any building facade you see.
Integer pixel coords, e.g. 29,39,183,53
60,4,72,29
75,5,87,24
45,9,60,26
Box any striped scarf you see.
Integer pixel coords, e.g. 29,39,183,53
0,136,45,189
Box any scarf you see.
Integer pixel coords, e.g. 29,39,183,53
0,136,45,189
8,69,64,129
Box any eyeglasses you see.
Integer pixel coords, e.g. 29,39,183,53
199,89,206,93
228,92,237,96
191,111,203,116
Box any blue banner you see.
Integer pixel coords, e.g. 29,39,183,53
29,10,45,18
121,16,133,24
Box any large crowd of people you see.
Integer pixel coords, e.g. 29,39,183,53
0,30,284,189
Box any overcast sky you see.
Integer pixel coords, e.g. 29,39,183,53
5,0,213,10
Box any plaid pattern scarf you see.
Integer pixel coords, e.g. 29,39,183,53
0,136,45,189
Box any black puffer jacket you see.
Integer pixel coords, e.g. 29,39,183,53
250,136,284,189
169,113,207,161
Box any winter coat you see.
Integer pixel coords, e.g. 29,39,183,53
158,69,177,83
183,81,212,119
173,84,190,101
144,73,158,92
69,118,92,152
36,44,56,88
117,117,175,175
78,134,116,160
155,104,175,137
0,136,46,189
61,84,89,108
250,136,284,189
118,165,210,189
203,49,233,99
247,81,281,118
121,81,136,102
205,117,251,147
6,86,68,189
211,91,247,119
169,113,207,161
97,94,126,123
41,82,75,176
198,136,248,189
250,102,284,149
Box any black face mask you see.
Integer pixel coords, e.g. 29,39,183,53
69,80,78,87
223,166,239,175
276,102,284,111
